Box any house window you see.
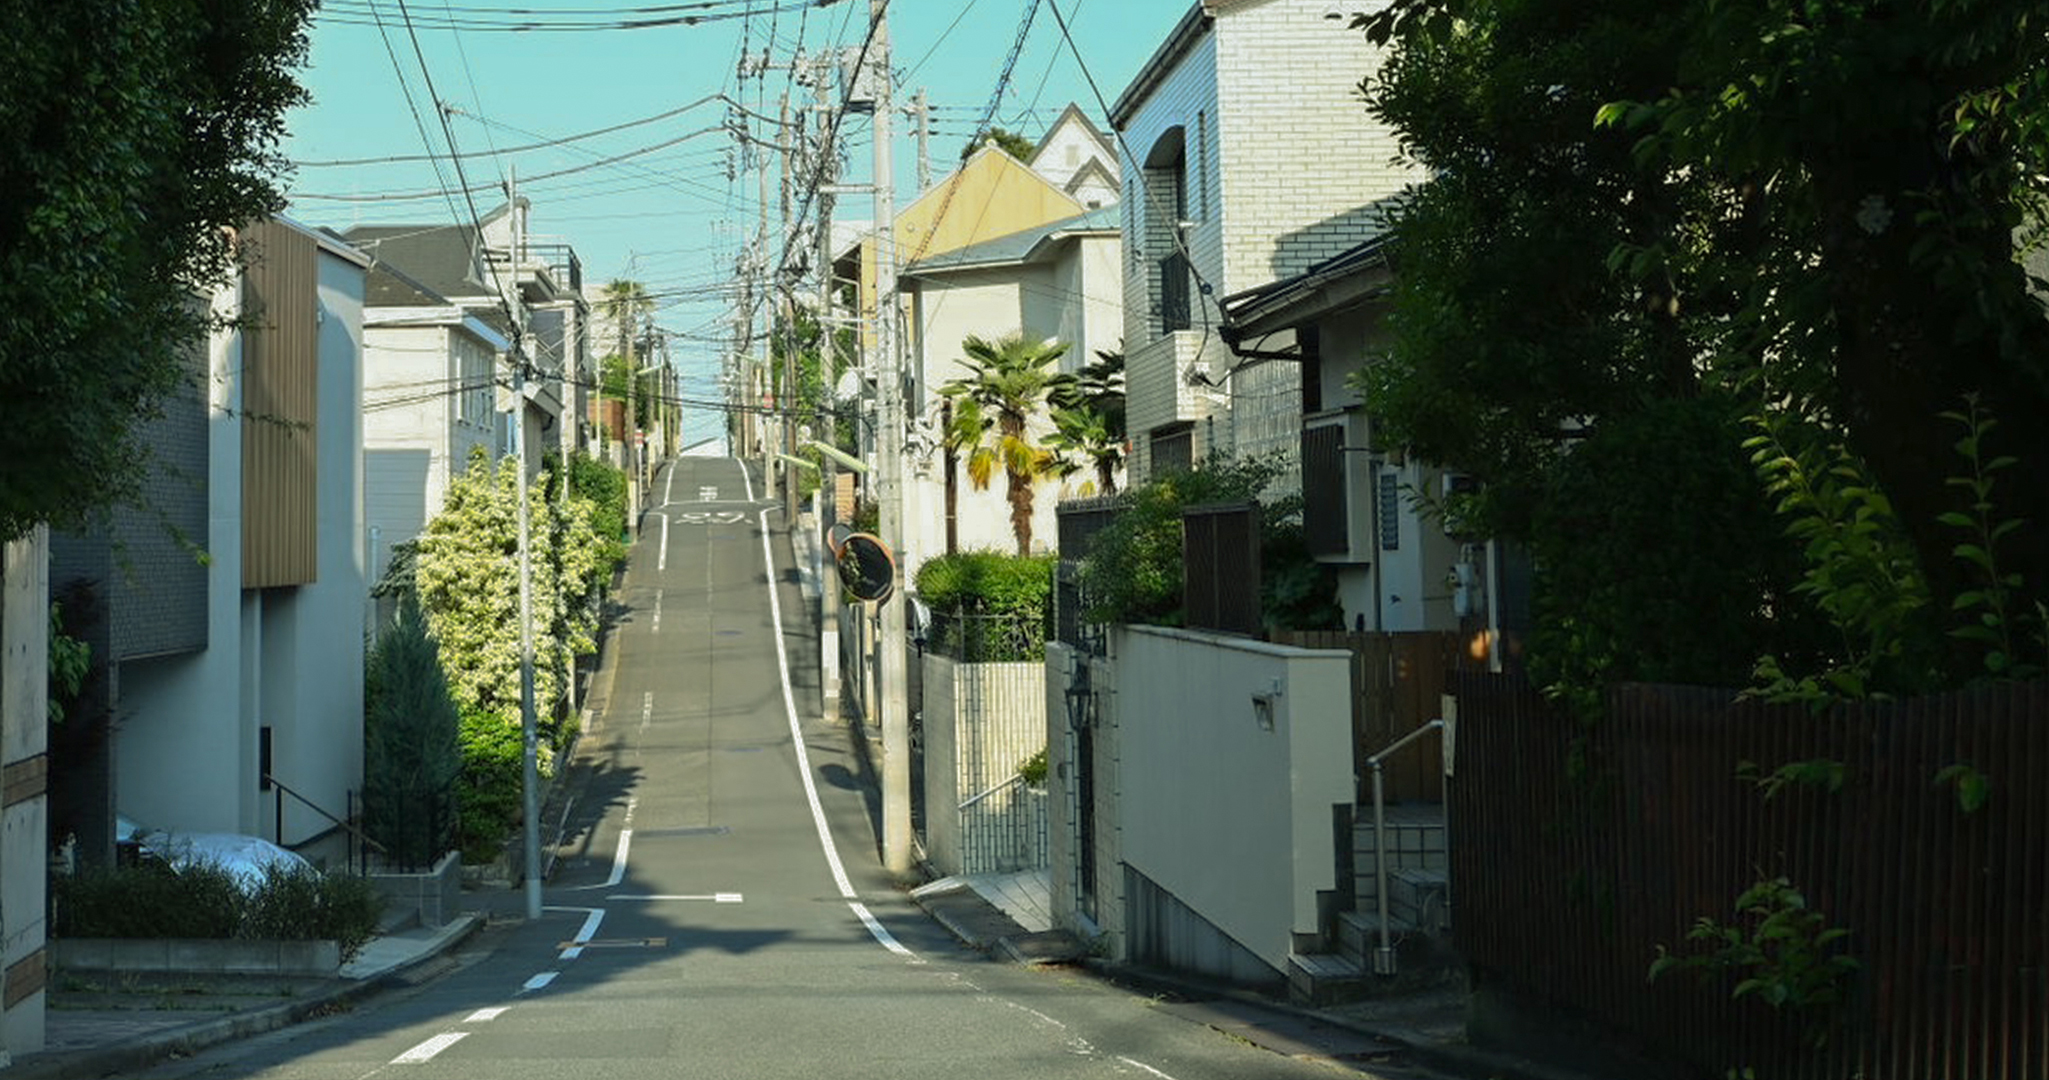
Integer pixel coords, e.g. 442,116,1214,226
1158,252,1192,333
1377,469,1401,550
1301,423,1346,555
1151,423,1194,476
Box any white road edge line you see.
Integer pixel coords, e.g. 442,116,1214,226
658,511,670,572
653,588,663,633
392,1032,468,1064
607,893,744,902
604,829,632,888
1117,1056,1180,1079
757,504,917,962
663,458,676,506
464,1007,509,1023
741,461,755,502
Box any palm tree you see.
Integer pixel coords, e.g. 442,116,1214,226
1047,348,1125,495
940,332,1073,555
597,279,655,434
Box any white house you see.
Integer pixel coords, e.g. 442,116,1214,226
360,260,508,595
1112,0,1416,491
52,218,371,857
899,205,1124,565
1026,103,1122,211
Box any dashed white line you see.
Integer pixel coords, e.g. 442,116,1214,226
658,512,670,572
604,829,632,888
638,691,654,737
392,1032,468,1063
521,972,558,992
1117,1057,1180,1079
543,906,605,960
607,893,744,903
463,1007,509,1023
653,588,662,633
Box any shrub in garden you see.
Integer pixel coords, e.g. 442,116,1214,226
363,597,461,869
456,709,525,862
242,865,385,964
913,550,1055,661
55,862,243,940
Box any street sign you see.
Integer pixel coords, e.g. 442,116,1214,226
836,532,895,603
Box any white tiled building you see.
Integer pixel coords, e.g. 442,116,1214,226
1112,0,1415,489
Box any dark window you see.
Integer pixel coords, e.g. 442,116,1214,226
1150,423,1193,476
1377,470,1401,551
1158,252,1191,333
1301,424,1346,555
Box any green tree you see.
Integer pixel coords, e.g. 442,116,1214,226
0,0,318,541
597,279,655,433
363,598,461,869
940,333,1073,555
961,126,1038,162
1048,348,1126,496
1354,0,2049,698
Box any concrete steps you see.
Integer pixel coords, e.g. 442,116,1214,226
1288,806,1453,1004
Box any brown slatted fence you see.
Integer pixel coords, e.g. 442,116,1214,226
1451,674,2049,1079
1272,630,1462,803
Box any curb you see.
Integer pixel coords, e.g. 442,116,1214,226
1078,959,1588,1080
9,916,483,1080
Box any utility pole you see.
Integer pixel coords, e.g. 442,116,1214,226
507,169,543,921
815,53,841,722
913,89,931,193
870,0,912,877
782,91,800,525
758,110,778,505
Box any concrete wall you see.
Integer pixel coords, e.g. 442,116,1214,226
2,529,50,1057
1112,624,1352,975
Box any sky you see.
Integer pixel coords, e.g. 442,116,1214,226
281,0,1195,450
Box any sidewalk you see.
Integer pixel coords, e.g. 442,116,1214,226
8,916,481,1080
911,868,1584,1080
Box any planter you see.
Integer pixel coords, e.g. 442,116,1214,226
54,937,339,977
368,850,463,929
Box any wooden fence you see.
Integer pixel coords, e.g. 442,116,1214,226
1451,673,2049,1080
1272,630,1463,803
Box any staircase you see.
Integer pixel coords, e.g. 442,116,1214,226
1287,804,1452,1004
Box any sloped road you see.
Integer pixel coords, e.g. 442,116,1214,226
122,457,1403,1080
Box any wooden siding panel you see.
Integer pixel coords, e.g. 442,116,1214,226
241,221,319,588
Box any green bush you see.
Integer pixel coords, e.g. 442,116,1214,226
456,709,524,863
915,550,1055,661
55,862,243,939
568,451,629,574
54,863,385,963
242,866,385,965
1078,454,1278,627
364,598,461,869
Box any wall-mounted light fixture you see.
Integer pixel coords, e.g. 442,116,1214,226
1252,677,1284,731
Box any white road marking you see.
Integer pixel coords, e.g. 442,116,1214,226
520,972,558,992
544,906,606,960
1117,1057,1180,1079
464,1007,509,1023
606,893,744,903
639,691,653,736
604,829,632,888
758,503,917,962
653,588,662,633
663,461,677,506
392,1032,468,1063
699,485,717,502
658,512,670,572
742,463,755,502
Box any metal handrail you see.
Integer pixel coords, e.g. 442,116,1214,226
264,774,388,875
1366,719,1445,976
959,772,1027,812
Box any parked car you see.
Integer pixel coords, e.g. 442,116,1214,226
116,815,312,892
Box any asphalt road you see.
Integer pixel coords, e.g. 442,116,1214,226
122,457,1389,1080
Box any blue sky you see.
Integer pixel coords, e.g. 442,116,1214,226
282,0,1192,448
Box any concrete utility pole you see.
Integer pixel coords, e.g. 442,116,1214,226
913,89,931,193
781,91,800,525
507,169,543,921
870,0,912,877
759,113,778,505
815,53,841,721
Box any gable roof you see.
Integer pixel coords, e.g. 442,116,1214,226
1219,234,1391,343
342,223,494,302
1063,158,1119,202
902,205,1120,277
1028,103,1116,166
